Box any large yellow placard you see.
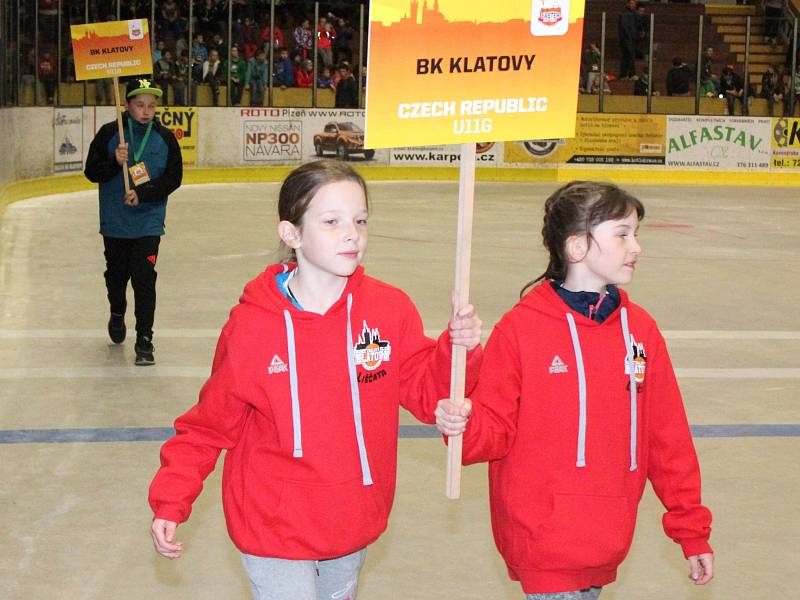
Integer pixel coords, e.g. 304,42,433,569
365,0,585,148
70,19,153,80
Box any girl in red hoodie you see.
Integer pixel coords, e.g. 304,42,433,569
149,160,482,599
436,181,713,599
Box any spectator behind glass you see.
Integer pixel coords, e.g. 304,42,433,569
224,45,247,106
38,51,57,105
764,0,784,46
158,0,183,36
294,18,313,60
154,49,177,103
335,64,359,108
261,22,284,52
699,74,718,98
208,33,227,60
618,0,638,80
202,48,224,106
318,66,334,89
239,16,261,61
581,42,601,91
666,56,693,96
584,63,611,95
720,65,747,115
317,18,335,68
634,65,658,96
246,49,268,107
333,16,354,65
274,48,295,88
701,47,717,81
153,39,165,63
189,51,206,105
295,59,314,88
173,51,191,106
760,64,785,117
191,33,208,64
635,4,649,60
196,0,221,40
786,63,800,116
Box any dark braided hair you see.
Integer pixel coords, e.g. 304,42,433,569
520,181,644,297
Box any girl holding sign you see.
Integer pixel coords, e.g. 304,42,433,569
436,181,714,599
148,160,482,600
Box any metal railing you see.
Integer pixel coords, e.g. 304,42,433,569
1,0,368,108
1,1,798,116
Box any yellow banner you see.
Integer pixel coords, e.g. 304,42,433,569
70,20,152,80
771,118,800,169
505,114,666,165
156,107,197,166
365,0,584,148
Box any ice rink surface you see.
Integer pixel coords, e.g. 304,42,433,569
1,180,798,599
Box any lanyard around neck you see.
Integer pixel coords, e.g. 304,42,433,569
127,117,154,163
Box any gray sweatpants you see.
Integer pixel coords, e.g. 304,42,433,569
241,548,366,600
526,587,603,600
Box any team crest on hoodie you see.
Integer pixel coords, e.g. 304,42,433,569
354,321,391,371
625,334,647,390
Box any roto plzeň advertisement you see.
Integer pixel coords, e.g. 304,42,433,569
389,142,500,166
239,108,386,164
770,118,800,170
504,114,665,167
53,108,83,173
666,116,770,171
156,107,197,166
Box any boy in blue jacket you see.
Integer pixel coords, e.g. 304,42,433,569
84,78,183,365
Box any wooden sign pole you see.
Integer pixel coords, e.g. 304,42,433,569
112,75,131,193
446,142,476,500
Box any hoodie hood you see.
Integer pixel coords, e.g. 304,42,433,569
238,262,373,485
520,281,639,471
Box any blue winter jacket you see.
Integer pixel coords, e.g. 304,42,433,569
84,113,182,238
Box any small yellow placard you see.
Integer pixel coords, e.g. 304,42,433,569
70,19,153,80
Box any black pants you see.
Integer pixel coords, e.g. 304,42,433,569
103,236,161,339
619,39,636,78
230,79,244,106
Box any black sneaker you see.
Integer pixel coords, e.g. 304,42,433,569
108,313,126,344
135,336,155,366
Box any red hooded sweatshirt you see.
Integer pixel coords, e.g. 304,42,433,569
461,281,712,593
149,264,481,559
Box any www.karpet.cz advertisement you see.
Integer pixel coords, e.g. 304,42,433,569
364,0,585,148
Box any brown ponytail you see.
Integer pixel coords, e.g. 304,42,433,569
520,181,644,297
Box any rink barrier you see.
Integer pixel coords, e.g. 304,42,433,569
3,165,800,217
3,106,800,216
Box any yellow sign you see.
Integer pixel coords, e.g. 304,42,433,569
70,19,152,80
505,114,666,166
771,118,800,169
364,0,585,148
156,107,197,166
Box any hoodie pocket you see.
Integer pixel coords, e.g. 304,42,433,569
264,477,387,555
509,493,635,572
